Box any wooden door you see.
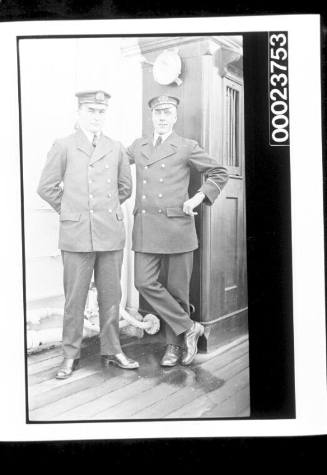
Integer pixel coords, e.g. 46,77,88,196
199,77,247,324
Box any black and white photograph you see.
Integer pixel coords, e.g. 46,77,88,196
21,34,249,421
0,13,326,440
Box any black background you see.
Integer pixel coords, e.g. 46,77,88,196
1,0,326,461
244,33,295,418
0,1,325,23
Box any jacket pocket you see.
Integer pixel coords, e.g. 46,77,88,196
60,212,81,222
166,207,188,218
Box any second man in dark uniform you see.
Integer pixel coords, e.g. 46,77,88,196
127,96,229,367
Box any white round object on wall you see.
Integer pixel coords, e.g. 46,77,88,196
153,49,182,86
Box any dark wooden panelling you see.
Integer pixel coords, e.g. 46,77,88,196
199,309,248,353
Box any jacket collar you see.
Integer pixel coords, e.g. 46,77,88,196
75,128,113,164
141,131,180,165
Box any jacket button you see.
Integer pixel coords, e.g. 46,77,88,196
158,209,162,213
158,193,163,198
142,195,146,199
142,209,146,214
108,209,112,213
143,179,147,184
144,166,148,170
159,178,164,183
90,209,94,213
105,164,109,169
107,179,111,183
89,194,93,199
108,193,112,198
161,164,165,168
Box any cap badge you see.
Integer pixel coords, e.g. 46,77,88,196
95,91,105,102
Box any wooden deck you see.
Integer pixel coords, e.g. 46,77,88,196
27,335,250,421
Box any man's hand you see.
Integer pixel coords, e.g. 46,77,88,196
183,192,205,216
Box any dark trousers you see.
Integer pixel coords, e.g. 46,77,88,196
134,251,194,346
61,250,123,358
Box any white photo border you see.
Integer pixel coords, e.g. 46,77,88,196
0,14,325,440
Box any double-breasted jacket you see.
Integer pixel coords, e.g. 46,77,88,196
127,131,229,254
37,128,132,252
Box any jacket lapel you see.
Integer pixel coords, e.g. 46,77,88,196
75,129,114,165
89,134,113,165
75,128,93,157
146,131,179,165
140,137,153,160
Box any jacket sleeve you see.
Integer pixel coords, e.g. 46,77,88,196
118,143,133,204
37,140,67,214
126,140,136,165
188,140,229,205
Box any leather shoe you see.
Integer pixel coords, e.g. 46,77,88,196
101,352,139,369
55,358,80,379
181,322,204,366
160,344,182,367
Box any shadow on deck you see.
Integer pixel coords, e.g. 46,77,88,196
27,334,250,422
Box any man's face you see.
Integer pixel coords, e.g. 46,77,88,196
78,103,107,134
152,105,177,135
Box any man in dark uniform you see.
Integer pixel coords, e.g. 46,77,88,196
127,96,229,367
38,90,139,379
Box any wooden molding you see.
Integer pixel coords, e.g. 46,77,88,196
122,35,242,59
216,46,242,78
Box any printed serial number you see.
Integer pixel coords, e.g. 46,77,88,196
269,32,290,146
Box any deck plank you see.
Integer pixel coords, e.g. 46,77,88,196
29,343,167,420
29,369,138,421
80,341,248,420
27,337,250,421
45,347,247,421
28,354,63,375
28,353,99,386
129,345,249,419
28,346,63,365
237,406,251,417
200,381,250,418
53,376,160,421
28,361,103,398
166,366,249,418
29,371,116,411
29,342,166,416
28,340,163,398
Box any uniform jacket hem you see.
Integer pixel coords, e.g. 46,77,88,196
132,246,198,254
60,246,125,252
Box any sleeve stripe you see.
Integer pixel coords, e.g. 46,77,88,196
207,178,222,193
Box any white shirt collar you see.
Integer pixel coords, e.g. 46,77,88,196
79,126,100,144
153,131,172,146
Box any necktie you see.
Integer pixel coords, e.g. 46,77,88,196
92,134,98,149
155,135,162,148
